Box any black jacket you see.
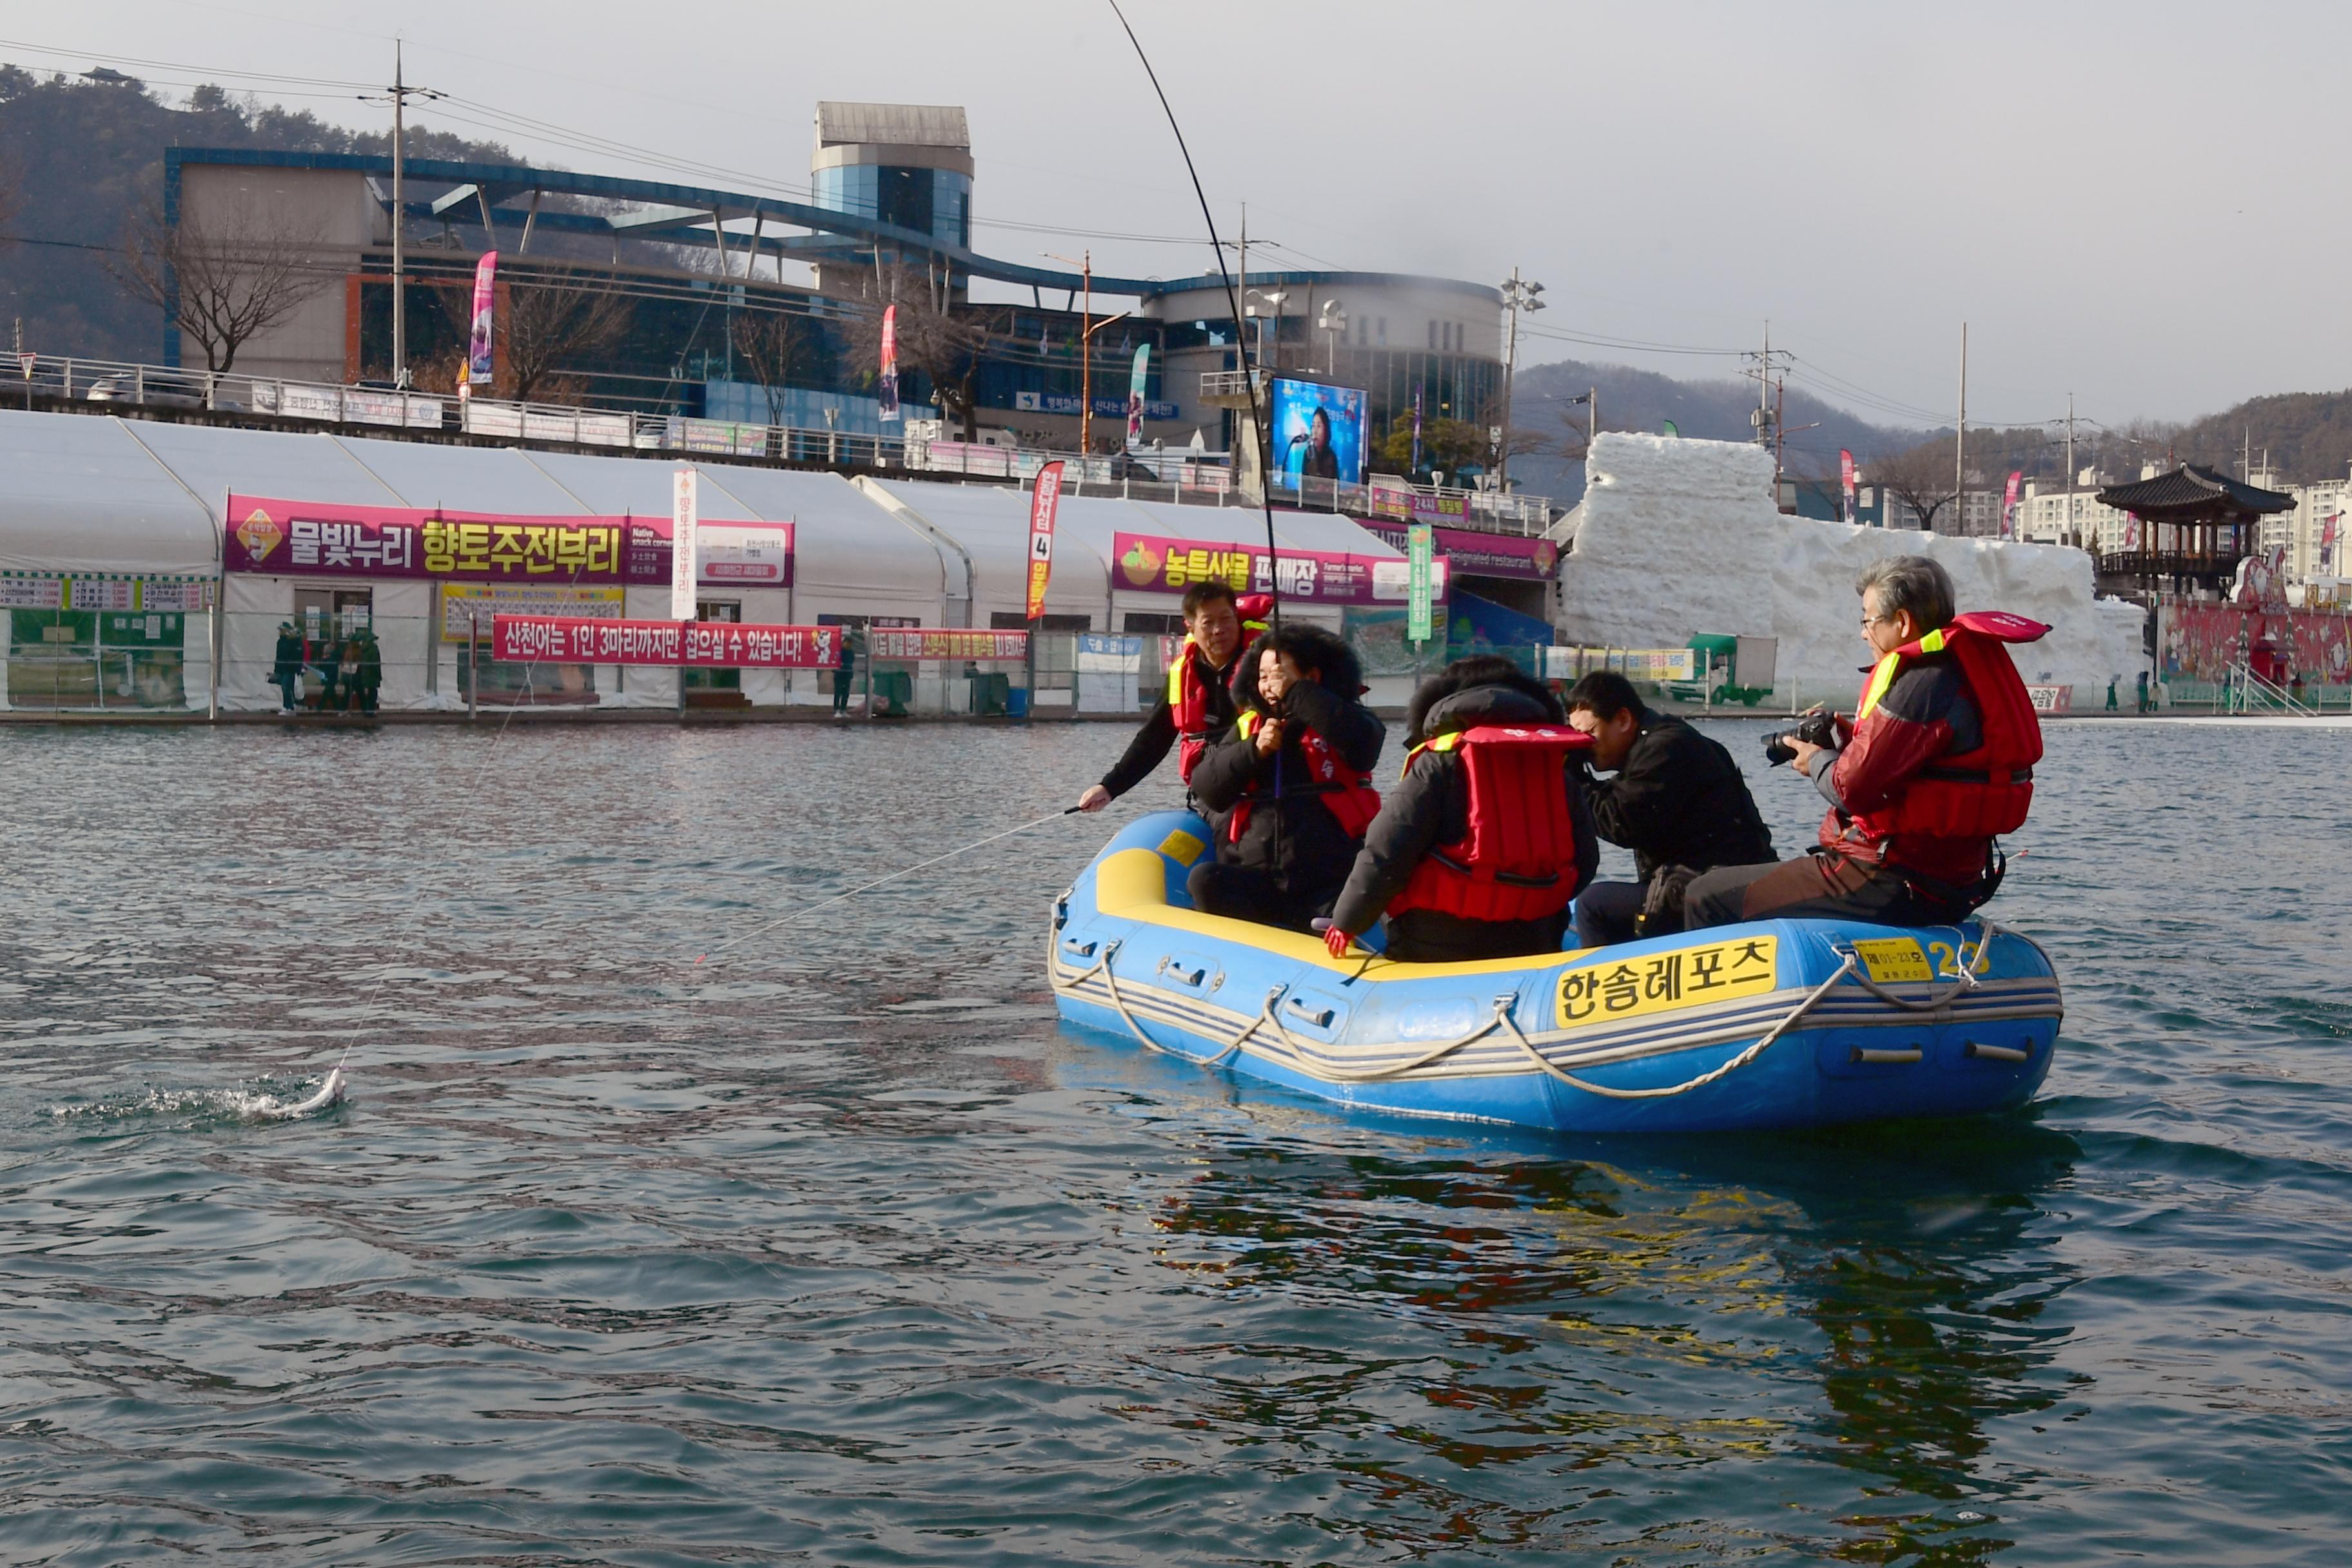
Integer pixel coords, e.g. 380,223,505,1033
1331,671,1598,957
1098,644,1246,800
1580,710,1773,883
1189,629,1384,893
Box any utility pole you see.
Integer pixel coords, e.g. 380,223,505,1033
1495,268,1545,493
368,46,440,388
1077,250,1092,457
391,41,406,389
1955,322,1968,536
2064,391,2076,546
1743,323,1788,453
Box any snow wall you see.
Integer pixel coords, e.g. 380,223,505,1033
1556,433,2148,702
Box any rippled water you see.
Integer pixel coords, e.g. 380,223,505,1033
1,717,2347,1565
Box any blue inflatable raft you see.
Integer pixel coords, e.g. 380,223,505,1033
1050,810,2063,1135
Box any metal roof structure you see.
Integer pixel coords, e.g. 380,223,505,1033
815,102,970,150
163,149,1500,308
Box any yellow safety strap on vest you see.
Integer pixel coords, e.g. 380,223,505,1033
1857,625,1956,721
1166,635,1196,703
1400,729,1466,778
1857,651,1901,721
1237,708,1264,738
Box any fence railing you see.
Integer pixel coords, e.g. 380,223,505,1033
2,350,1558,534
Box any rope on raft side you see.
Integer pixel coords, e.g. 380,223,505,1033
1065,941,1509,1081
1835,919,2002,1013
1065,927,2000,1101
1488,953,1859,1101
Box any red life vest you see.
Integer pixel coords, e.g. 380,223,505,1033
1387,724,1592,924
1228,707,1382,841
1845,610,2046,846
1164,595,1271,783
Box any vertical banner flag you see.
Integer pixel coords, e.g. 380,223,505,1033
1407,522,1435,644
1025,460,1064,621
1839,449,1857,525
1410,383,1425,475
1126,344,1150,447
2001,470,2023,540
467,251,498,390
670,466,699,622
877,304,900,422
2321,511,2339,572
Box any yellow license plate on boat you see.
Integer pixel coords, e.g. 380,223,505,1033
1556,936,1778,1030
1851,937,1932,983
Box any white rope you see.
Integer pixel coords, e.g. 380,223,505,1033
1493,952,1859,1100
1066,942,1509,1082
1064,941,1271,1068
1836,919,2001,1012
1068,934,1905,1102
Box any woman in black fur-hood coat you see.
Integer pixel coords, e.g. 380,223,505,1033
1329,655,1599,963
1184,623,1386,930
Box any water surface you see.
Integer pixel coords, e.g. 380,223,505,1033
1,718,2346,1564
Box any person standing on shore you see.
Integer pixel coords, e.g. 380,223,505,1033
832,625,860,719
271,622,304,714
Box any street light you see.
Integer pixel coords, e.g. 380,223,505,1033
1245,288,1286,372
1496,269,1546,493
1318,299,1346,374
1044,251,1132,457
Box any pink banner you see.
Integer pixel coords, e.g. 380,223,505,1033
1112,531,1444,605
467,252,497,386
1357,520,1553,581
493,616,841,667
224,495,791,586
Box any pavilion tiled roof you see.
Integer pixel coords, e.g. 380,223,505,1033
2094,464,2295,518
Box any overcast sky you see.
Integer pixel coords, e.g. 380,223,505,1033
15,0,2343,431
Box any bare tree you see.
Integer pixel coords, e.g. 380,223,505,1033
115,194,337,373
1868,438,1959,533
499,271,634,403
729,307,812,426
838,263,997,440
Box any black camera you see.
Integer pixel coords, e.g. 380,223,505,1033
1762,710,1838,767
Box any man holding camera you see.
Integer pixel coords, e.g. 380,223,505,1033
1683,555,2048,930
1562,671,1774,946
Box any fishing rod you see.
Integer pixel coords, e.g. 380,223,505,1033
1105,0,1300,852
1104,1,1282,640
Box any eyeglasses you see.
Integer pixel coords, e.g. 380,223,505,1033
1860,612,1895,629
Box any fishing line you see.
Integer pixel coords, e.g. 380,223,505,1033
690,805,1089,967
282,541,601,1117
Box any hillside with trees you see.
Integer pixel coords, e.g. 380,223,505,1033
0,63,513,364
1507,357,1932,502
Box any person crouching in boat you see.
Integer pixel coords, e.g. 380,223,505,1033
1075,582,1273,812
1322,656,1600,963
1684,554,2048,929
1187,624,1385,932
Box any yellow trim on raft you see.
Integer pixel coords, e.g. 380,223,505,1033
1091,847,1594,981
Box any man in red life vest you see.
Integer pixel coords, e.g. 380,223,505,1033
1075,582,1273,812
1187,623,1386,932
1684,554,2048,929
1325,656,1599,963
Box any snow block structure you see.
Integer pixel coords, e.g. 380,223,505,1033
1555,434,2146,701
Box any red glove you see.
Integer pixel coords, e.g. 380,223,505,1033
1324,925,1357,959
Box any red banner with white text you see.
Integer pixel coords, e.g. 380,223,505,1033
494,616,841,667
